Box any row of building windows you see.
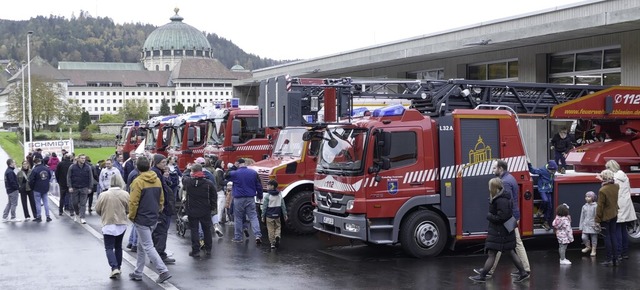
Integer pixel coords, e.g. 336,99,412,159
144,49,211,58
78,97,230,105
406,46,621,86
69,90,231,97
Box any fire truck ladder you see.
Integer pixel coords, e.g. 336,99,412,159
411,80,609,117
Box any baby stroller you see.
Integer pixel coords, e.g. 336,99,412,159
175,201,189,237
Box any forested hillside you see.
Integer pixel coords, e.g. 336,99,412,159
0,11,291,70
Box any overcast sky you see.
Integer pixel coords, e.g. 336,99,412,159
2,0,586,60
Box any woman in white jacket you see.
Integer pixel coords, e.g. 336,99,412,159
606,160,637,260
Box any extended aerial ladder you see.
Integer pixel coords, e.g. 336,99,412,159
274,77,608,121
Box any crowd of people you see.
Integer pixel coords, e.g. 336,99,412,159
468,158,637,283
2,148,288,284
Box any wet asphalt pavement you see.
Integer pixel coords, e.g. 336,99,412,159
1,149,639,289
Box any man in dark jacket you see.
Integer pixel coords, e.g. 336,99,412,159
183,164,217,257
127,156,172,284
29,158,52,222
123,151,137,183
550,127,573,174
3,159,21,222
227,158,264,244
67,154,94,224
55,154,73,215
150,154,176,264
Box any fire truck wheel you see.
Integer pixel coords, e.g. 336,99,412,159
399,210,447,258
628,202,640,244
285,191,317,235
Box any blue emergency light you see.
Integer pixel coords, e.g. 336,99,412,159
231,98,239,108
133,121,140,126
161,115,177,122
372,104,405,117
352,107,370,117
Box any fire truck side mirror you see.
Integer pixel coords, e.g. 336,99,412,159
377,131,392,157
231,119,242,143
115,134,122,140
302,131,312,141
380,157,391,170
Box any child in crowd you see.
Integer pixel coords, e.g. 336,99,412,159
261,179,288,249
579,191,598,257
553,203,574,264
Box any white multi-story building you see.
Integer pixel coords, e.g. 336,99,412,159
0,8,249,126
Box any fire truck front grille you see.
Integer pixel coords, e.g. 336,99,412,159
258,173,270,190
315,190,353,216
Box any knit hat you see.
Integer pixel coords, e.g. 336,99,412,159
153,154,166,166
546,160,558,171
195,157,206,164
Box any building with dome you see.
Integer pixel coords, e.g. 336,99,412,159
141,8,214,72
0,8,246,124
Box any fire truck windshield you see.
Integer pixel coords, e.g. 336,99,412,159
319,127,368,171
207,119,225,145
144,127,158,149
273,128,307,157
116,126,131,146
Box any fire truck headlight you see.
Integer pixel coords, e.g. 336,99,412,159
346,200,355,211
344,223,360,233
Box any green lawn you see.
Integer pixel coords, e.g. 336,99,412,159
0,132,26,161
0,132,116,163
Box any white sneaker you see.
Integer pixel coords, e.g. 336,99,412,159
80,218,86,224
560,259,572,265
1,218,8,222
73,216,77,222
9,218,22,222
24,217,31,221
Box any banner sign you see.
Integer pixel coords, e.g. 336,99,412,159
25,139,74,158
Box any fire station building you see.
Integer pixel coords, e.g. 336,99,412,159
235,0,640,166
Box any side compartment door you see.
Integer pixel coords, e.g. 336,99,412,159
457,118,500,235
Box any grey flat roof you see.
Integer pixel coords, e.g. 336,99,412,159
245,0,640,83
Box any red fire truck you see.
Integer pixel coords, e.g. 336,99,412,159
251,77,427,234
115,120,143,160
312,80,640,258
201,105,278,169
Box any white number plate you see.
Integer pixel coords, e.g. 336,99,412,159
323,216,334,225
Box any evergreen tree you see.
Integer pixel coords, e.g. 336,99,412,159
78,110,91,132
159,99,171,115
173,102,185,114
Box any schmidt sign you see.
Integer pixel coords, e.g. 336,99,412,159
25,140,74,156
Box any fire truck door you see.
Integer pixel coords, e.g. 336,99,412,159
458,118,500,235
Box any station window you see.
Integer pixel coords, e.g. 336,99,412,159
548,47,621,85
468,60,518,81
407,68,444,80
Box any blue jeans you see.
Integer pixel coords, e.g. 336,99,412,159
601,218,619,262
33,191,50,218
233,197,261,240
104,232,125,270
128,225,138,245
134,223,168,275
540,191,553,225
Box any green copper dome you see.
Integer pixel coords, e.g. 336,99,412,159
143,8,211,51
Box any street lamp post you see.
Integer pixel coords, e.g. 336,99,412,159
27,31,33,149
21,62,27,158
